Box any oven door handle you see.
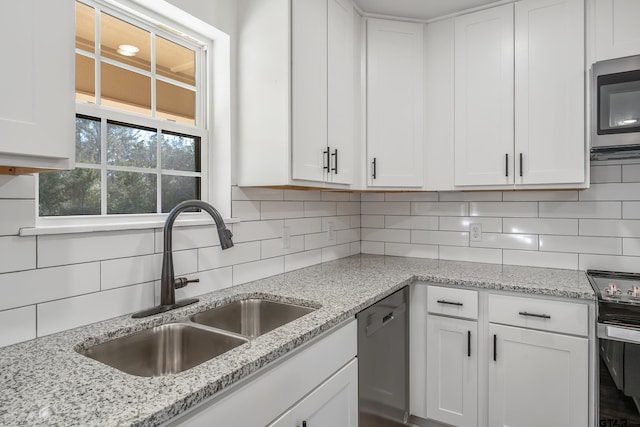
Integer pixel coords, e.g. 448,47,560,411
598,323,640,344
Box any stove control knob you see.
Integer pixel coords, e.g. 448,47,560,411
628,286,640,298
605,283,622,295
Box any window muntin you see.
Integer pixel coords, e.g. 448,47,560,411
38,0,206,219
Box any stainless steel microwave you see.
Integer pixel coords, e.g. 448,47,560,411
591,55,640,160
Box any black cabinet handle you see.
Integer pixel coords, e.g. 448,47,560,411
493,334,497,361
372,158,377,179
505,153,509,177
519,152,523,177
467,330,471,357
331,148,338,174
518,311,551,319
323,148,330,172
437,299,463,306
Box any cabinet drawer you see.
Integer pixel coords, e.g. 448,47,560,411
427,285,478,320
488,294,588,337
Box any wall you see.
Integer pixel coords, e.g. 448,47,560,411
0,183,360,348
361,163,640,273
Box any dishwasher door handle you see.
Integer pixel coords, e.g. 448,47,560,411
365,303,406,337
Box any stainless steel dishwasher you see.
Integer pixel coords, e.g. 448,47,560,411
357,286,409,426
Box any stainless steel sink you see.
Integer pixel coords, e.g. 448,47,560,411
81,323,247,377
191,299,317,338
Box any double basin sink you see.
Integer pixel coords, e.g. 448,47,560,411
81,298,317,377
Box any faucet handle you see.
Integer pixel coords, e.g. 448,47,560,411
174,277,200,289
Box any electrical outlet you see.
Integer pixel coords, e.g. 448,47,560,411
327,221,336,242
282,225,290,249
470,223,482,242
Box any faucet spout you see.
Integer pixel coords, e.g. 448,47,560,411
132,200,233,318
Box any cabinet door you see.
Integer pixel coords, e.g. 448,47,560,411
292,0,328,183
454,4,514,187
489,324,588,427
426,315,478,427
514,0,584,186
595,0,640,61
270,359,358,427
0,0,75,172
327,0,354,185
367,19,424,188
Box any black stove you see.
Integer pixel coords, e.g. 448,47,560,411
588,269,640,328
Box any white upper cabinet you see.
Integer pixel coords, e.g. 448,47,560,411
0,0,75,174
366,19,424,188
595,0,640,61
454,4,515,187
515,0,585,185
238,0,356,188
454,0,585,189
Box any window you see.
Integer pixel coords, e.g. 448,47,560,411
38,0,210,219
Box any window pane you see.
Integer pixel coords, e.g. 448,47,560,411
76,116,101,164
101,62,151,115
100,12,150,72
107,171,157,214
76,2,95,52
156,80,195,125
39,168,101,216
156,36,195,85
162,175,201,213
162,133,200,172
76,54,95,103
107,122,156,168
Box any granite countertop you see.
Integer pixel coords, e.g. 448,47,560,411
0,255,595,426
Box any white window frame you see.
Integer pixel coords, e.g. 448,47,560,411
30,0,232,235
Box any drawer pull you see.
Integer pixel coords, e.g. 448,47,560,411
467,331,471,357
437,299,463,306
493,334,497,361
518,311,551,319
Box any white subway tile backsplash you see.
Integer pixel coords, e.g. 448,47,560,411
439,246,502,264
0,199,35,236
304,201,337,217
361,228,410,243
439,217,502,233
232,200,261,221
471,233,538,250
384,192,438,202
503,218,578,235
439,191,502,201
622,163,640,182
350,193,361,202
37,282,155,336
623,239,640,256
233,257,284,286
350,215,361,228
385,243,438,259
412,202,468,216
232,187,283,201
412,230,468,246
285,250,322,272
623,202,640,219
362,201,410,215
321,192,351,202
580,254,640,274
0,306,35,347
337,202,360,216
385,216,438,230
502,190,578,202
261,236,304,258
361,241,385,255
579,183,640,201
38,230,155,268
361,215,385,228
304,232,337,250
322,244,352,263
539,235,621,255
0,263,100,311
591,165,621,184
470,202,538,218
322,216,351,231
579,219,640,237
503,250,578,270
0,236,35,273
361,193,385,202
198,242,261,270
260,201,304,220
284,189,322,201
337,228,360,244
232,220,283,243
350,242,361,255
539,202,620,219
0,175,35,199
284,217,322,236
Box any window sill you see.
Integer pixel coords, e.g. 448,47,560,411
20,215,239,236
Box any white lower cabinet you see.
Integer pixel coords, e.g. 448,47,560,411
488,324,589,427
269,359,358,427
426,315,478,427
